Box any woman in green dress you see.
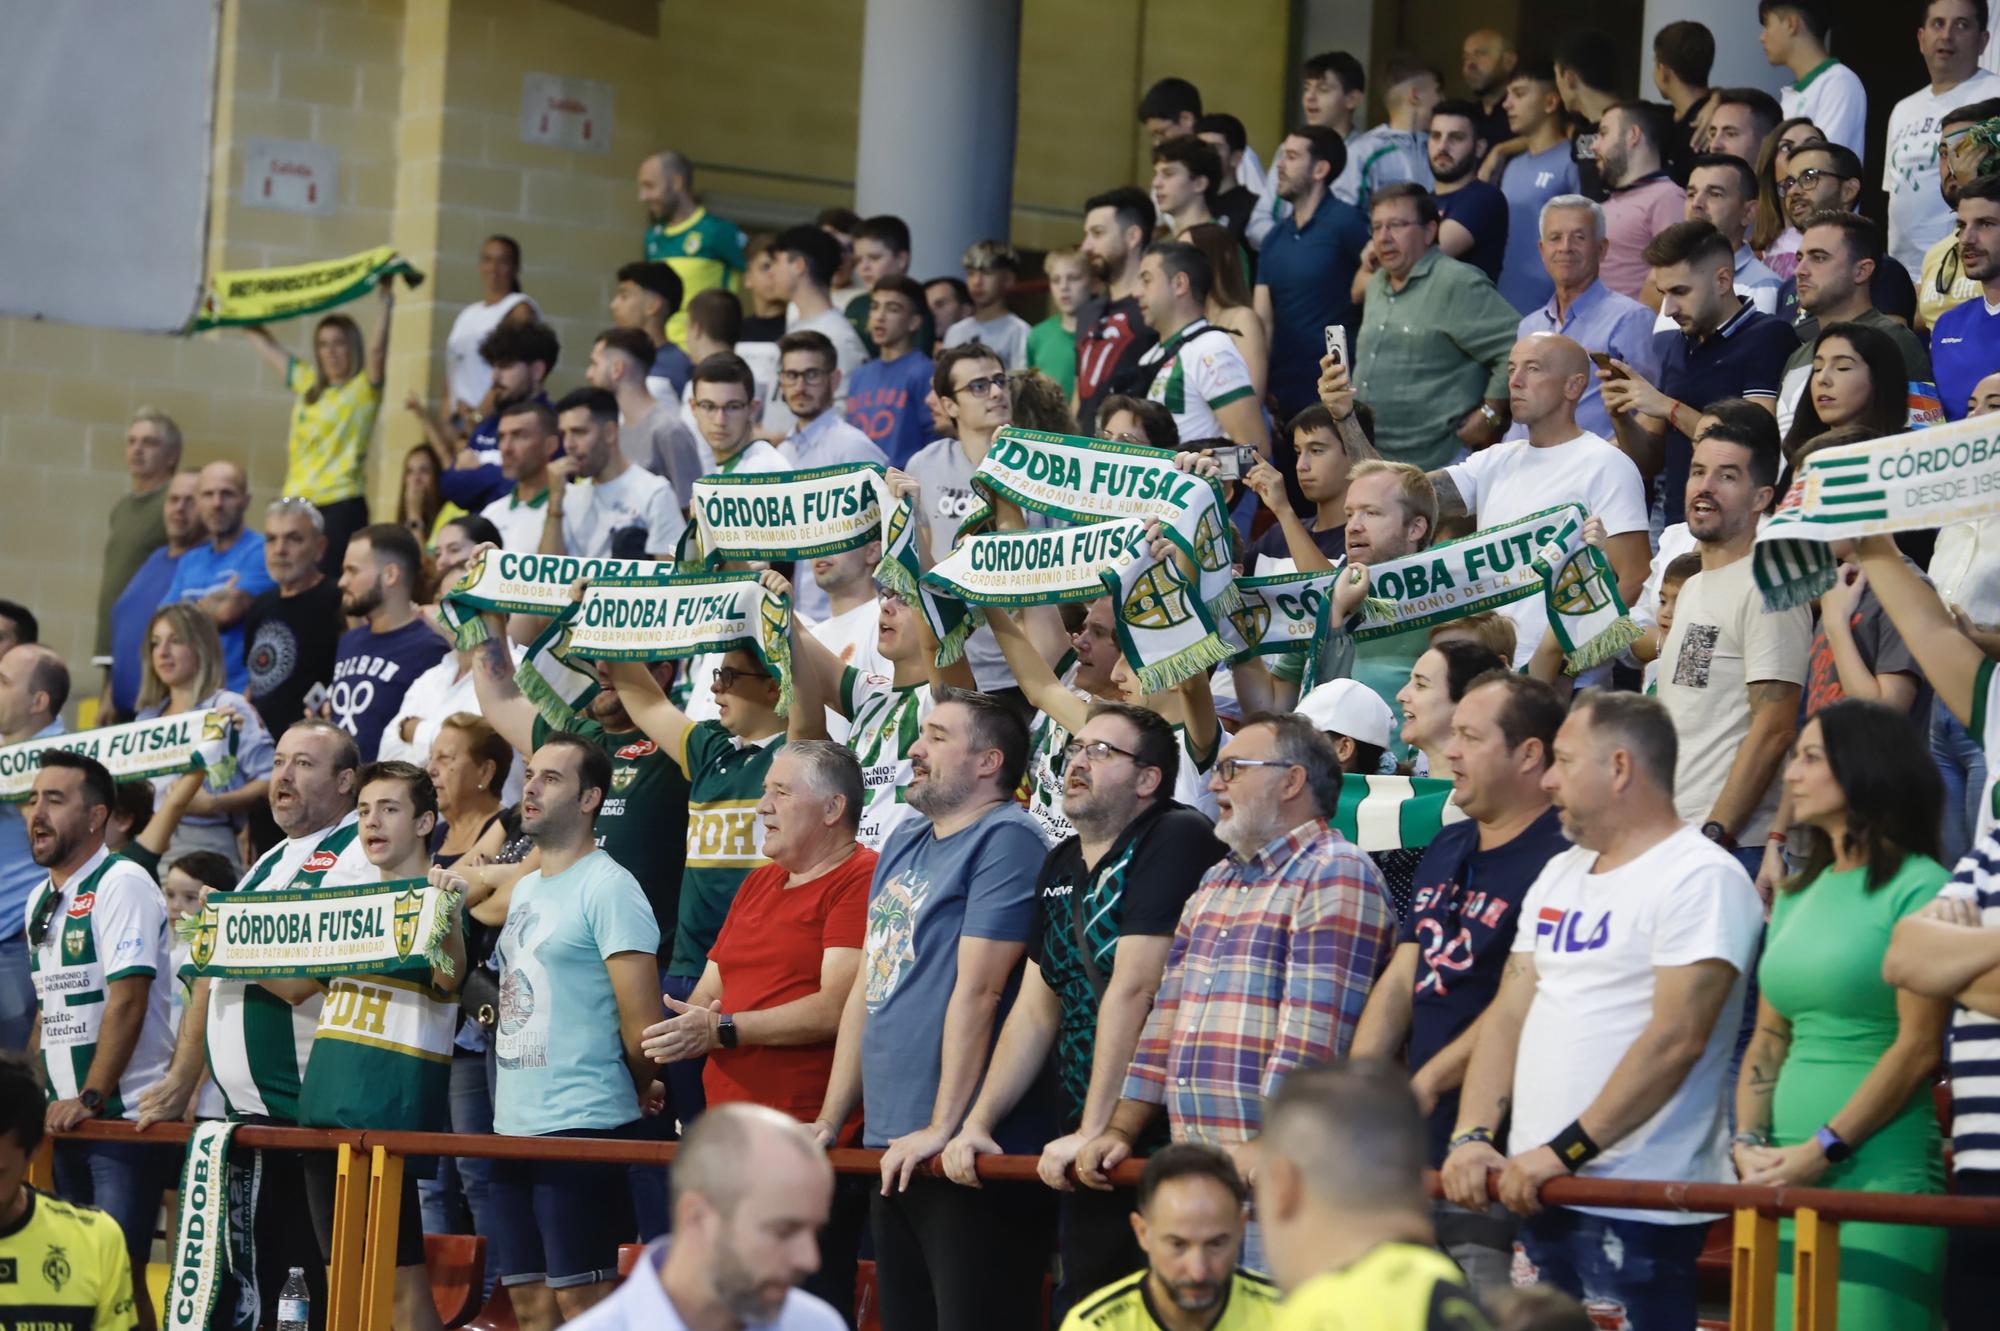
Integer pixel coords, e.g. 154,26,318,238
1732,699,1952,1329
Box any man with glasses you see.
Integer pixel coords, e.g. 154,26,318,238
939,703,1226,1316
1077,713,1395,1273
770,329,887,621
688,351,789,476
1351,184,1518,470
1777,142,1920,332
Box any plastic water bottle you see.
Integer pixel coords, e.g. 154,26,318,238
277,1266,310,1331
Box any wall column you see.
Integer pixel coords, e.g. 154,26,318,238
855,0,1021,276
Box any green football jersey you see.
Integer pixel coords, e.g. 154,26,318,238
670,722,784,978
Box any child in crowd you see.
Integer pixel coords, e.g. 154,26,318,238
1026,248,1092,398
941,240,1031,369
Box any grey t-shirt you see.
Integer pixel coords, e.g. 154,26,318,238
860,802,1043,1147
903,436,1017,690
633,404,703,512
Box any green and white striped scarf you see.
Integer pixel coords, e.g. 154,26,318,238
1754,416,2000,610
680,462,889,566
438,548,675,649
0,709,238,801
1330,773,1466,851
1219,568,1343,659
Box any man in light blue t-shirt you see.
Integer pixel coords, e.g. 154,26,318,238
161,462,275,693
472,732,662,1326
810,689,1048,1331
1497,62,1582,314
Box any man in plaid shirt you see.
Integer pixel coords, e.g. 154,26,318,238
1075,712,1396,1271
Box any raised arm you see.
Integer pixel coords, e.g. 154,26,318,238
1852,536,1987,727
467,614,539,757
604,657,696,776
983,607,1088,731
1816,565,1919,713
242,325,294,378
367,279,394,389
133,769,207,858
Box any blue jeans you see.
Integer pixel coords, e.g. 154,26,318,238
629,970,700,1241
419,1053,499,1251
1517,1209,1709,1331
1934,699,1988,869
54,1137,180,1277
0,935,35,1051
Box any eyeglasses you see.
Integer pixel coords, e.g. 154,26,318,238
1062,738,1147,767
1369,217,1420,237
953,374,1010,400
778,367,829,385
1100,429,1149,446
691,399,751,417
873,582,910,607
1216,757,1300,783
712,664,770,690
1776,167,1849,196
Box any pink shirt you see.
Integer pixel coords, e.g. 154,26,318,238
1601,175,1685,300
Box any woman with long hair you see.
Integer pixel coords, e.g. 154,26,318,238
1181,222,1271,402
1394,639,1509,778
1780,323,1913,466
397,442,446,545
133,603,274,872
1734,700,1949,1329
1754,117,1823,278
443,235,538,422
241,280,395,571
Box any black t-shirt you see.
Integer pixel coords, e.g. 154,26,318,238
1027,802,1226,1129
1400,806,1569,1165
739,313,786,343
1250,519,1345,566
1571,121,1605,201
242,579,344,735
1075,293,1160,433
1435,179,1509,283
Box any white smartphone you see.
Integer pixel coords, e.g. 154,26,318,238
1324,325,1348,366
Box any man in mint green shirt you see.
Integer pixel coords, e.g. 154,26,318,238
1351,184,1519,471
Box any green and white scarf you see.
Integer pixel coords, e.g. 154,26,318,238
1330,774,1467,852
1350,504,1638,671
1099,495,1239,692
1754,416,2000,610
0,709,238,802
1219,568,1344,659
181,878,459,979
957,427,1230,537
517,571,794,718
438,548,675,649
681,462,889,566
919,518,1152,661
165,1121,261,1331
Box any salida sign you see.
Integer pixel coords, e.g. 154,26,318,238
519,72,613,153
242,138,337,216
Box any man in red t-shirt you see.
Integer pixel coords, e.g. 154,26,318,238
640,740,872,1122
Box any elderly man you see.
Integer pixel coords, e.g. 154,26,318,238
160,460,276,693
243,497,341,737
0,643,70,1048
1078,713,1395,1272
567,1103,845,1330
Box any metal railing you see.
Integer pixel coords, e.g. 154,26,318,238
40,1119,2000,1331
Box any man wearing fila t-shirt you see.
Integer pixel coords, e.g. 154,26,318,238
137,720,376,1331
25,751,177,1330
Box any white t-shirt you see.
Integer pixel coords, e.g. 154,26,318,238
1138,320,1258,446
1443,432,1649,667
841,669,935,849
942,312,1032,371
561,465,686,560
1884,71,2000,273
1634,522,1698,693
377,645,527,807
480,487,553,553
445,293,538,413
695,438,791,479
810,600,888,743
1655,555,1812,842
1780,60,1867,159
1510,825,1763,1222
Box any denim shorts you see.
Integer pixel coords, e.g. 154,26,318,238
485,1120,643,1289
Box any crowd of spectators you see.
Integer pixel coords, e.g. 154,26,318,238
19,3,2000,1329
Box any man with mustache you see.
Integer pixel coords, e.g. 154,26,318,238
940,704,1225,1316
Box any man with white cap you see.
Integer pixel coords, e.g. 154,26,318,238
1294,678,1397,775
1347,670,1569,1294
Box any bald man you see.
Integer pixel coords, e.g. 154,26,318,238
1255,1063,1487,1325
159,460,275,693
1428,334,1650,668
0,642,70,1048
569,1103,845,1330
638,150,747,348
1461,29,1519,151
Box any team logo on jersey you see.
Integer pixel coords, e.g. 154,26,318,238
41,1245,69,1292
614,740,657,760
66,892,94,919
303,850,340,873
684,232,702,255
191,906,219,970
612,764,638,793
1549,550,1612,617
62,926,84,960
1122,563,1195,629
392,887,422,960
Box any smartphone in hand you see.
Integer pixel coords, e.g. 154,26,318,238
1324,325,1348,365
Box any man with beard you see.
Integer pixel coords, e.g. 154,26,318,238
941,705,1225,1315
1057,1145,1280,1331
567,1104,844,1330
161,461,275,694
1429,99,1509,283
1777,143,1920,333
327,523,446,762
24,751,177,1331
1075,187,1162,433
1255,127,1369,423
1462,30,1519,152
479,732,663,1327
638,149,747,349
1932,174,2000,417
432,319,561,514
480,401,562,554
1775,214,1933,435
811,690,1048,1330
1594,101,1686,303
138,720,377,1330
1077,713,1394,1273
1918,98,2000,331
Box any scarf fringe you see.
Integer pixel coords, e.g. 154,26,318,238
422,890,459,978
1134,630,1232,695
1563,615,1644,675
1754,562,1837,611
517,656,587,729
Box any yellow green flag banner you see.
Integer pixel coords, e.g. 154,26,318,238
187,245,424,331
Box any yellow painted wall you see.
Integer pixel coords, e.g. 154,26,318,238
1,0,1291,699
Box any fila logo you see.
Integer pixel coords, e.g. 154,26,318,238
1534,906,1610,953
303,850,340,872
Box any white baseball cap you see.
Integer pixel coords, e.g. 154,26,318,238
1295,678,1395,750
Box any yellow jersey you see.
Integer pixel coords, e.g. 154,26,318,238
1060,1268,1281,1330
1272,1244,1490,1331
0,1188,137,1330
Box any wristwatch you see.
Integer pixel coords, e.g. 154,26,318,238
716,1014,739,1050
77,1089,103,1117
1446,1127,1494,1153
1813,1125,1852,1164
1477,403,1503,428
1700,821,1737,849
